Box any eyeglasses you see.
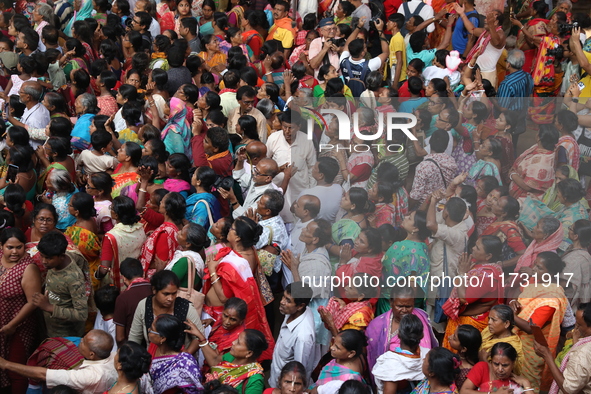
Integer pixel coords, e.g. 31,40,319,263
36,217,54,223
253,166,271,177
428,100,442,106
148,330,161,336
438,117,451,124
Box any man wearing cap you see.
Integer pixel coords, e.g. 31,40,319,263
308,18,340,78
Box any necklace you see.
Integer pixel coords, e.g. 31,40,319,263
110,381,135,394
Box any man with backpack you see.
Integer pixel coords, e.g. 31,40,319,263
397,0,435,35
339,17,390,97
451,0,481,57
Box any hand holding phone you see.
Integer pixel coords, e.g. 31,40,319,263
6,164,18,183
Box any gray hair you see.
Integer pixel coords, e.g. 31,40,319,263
256,98,274,119
506,49,525,70
491,304,515,331
557,0,572,10
262,189,284,217
298,88,313,98
78,93,99,114
48,169,74,193
540,216,561,236
23,82,43,102
505,35,517,51
357,107,376,127
36,3,55,25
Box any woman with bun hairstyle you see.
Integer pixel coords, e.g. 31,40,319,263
97,196,146,290
310,330,368,393
373,314,430,394
413,347,461,394
202,216,275,361
108,341,151,394
149,314,204,394
65,192,102,290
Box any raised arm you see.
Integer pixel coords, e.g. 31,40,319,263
375,19,390,65
437,14,456,50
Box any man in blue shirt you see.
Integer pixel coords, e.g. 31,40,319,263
452,0,479,57
496,49,533,146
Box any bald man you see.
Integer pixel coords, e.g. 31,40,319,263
0,330,117,394
220,157,282,219
233,141,269,194
290,194,321,257
8,81,50,137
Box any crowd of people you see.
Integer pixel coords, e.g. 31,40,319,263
0,0,590,393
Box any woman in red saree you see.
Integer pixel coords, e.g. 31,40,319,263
335,228,384,299
202,216,275,361
140,192,184,277
509,125,558,200
513,1,549,74
442,236,505,350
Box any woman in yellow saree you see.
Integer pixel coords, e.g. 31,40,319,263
479,304,524,375
510,251,568,391
64,193,102,290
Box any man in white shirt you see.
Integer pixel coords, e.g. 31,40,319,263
221,157,280,218
266,109,317,224
298,157,343,223
397,0,435,33
0,330,117,394
290,194,320,256
227,86,269,143
7,81,50,139
233,141,268,196
269,282,320,387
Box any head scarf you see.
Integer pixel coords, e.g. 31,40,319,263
161,97,189,141
64,0,94,36
514,222,563,272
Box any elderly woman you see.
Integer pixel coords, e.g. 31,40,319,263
510,252,568,391
442,236,505,350
509,125,559,200
461,343,532,394
481,196,526,274
479,304,524,374
515,216,563,274
366,287,438,376
71,93,100,151
43,169,77,231
521,179,587,251
184,297,247,368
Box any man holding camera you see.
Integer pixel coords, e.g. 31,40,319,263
308,18,340,78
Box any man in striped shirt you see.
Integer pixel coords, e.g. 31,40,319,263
496,49,533,146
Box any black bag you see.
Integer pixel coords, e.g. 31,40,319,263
401,1,426,35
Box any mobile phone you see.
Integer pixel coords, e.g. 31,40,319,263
3,102,8,121
529,320,548,347
6,164,18,183
578,82,586,91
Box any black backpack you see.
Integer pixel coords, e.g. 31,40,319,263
341,58,371,98
465,10,486,32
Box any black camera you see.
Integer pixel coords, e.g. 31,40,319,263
369,12,383,30
546,47,564,58
559,21,579,35
214,176,234,191
125,17,133,27
328,37,346,47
